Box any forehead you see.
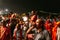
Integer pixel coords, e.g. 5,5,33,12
36,19,40,22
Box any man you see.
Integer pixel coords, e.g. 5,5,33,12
13,20,23,40
0,21,11,40
26,19,50,40
44,19,52,34
52,21,60,40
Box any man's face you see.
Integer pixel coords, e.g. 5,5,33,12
36,19,42,28
36,19,40,27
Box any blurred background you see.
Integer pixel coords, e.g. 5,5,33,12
0,0,60,16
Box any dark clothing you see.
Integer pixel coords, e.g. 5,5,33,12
10,22,17,39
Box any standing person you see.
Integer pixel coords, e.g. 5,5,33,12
10,17,17,40
52,21,60,40
26,19,51,40
0,21,11,40
44,19,52,33
29,11,37,28
44,16,53,40
13,19,23,40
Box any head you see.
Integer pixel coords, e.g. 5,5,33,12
30,15,37,23
36,19,44,28
19,19,23,25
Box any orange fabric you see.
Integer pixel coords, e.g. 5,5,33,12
52,21,60,40
52,25,57,40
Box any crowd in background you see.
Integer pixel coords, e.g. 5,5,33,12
0,10,60,40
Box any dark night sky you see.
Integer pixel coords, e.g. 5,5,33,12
0,0,60,13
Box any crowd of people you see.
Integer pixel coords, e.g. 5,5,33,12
0,10,60,40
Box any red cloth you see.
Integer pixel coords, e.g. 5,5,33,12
0,27,11,40
44,19,52,33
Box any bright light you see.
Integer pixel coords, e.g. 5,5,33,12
5,9,8,11
22,16,28,21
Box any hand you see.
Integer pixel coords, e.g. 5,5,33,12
27,34,34,39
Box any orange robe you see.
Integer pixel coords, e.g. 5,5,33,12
52,25,57,40
52,22,60,40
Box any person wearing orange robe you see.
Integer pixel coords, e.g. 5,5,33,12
52,21,60,40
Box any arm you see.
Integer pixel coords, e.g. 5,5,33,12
25,25,34,40
26,25,34,34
